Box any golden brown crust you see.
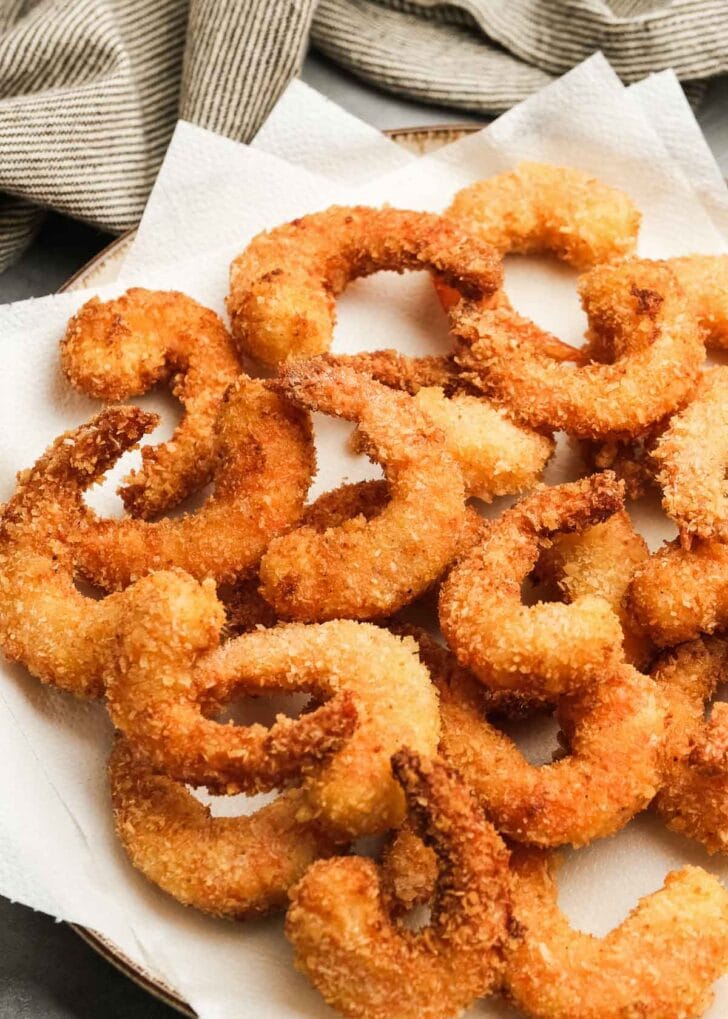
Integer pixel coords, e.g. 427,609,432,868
535,510,653,669
0,407,154,697
410,629,664,847
455,260,704,440
439,475,625,696
105,571,357,795
627,539,728,647
71,377,315,589
109,739,340,920
259,360,467,621
652,637,728,854
412,386,554,502
227,205,502,367
504,847,728,1019
332,349,462,395
285,751,511,1019
668,254,728,350
61,288,241,519
653,367,728,545
447,162,640,270
197,620,440,837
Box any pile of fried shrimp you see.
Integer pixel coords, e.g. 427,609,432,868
6,160,728,1019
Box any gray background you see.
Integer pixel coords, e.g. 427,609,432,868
1,50,727,1018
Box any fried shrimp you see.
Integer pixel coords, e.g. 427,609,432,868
285,750,511,1019
414,631,664,847
109,739,341,919
455,259,704,439
72,376,314,589
0,407,156,697
227,205,503,367
439,474,625,695
259,360,467,621
668,254,728,350
651,637,728,854
578,426,661,501
332,349,462,395
446,162,640,269
653,368,728,545
197,621,440,837
412,386,554,502
60,288,241,519
627,539,728,646
299,478,487,614
107,572,438,832
106,571,357,795
504,847,728,1019
346,385,554,503
536,511,652,668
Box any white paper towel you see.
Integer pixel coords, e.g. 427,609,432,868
123,79,412,277
1,55,728,1019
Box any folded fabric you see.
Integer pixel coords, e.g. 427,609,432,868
0,0,725,273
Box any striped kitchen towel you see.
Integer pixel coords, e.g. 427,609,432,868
0,0,726,273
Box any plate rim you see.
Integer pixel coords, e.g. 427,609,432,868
61,121,478,1017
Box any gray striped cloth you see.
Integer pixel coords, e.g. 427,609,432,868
0,0,726,274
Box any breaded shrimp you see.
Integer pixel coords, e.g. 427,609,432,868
61,288,241,519
504,847,728,1019
109,739,342,919
627,539,728,646
447,162,640,270
652,637,728,854
197,621,440,837
535,510,652,668
0,407,154,697
439,475,625,695
653,367,728,545
259,360,467,621
72,376,314,589
455,260,704,440
285,750,511,1019
228,205,502,367
105,570,358,796
414,630,664,847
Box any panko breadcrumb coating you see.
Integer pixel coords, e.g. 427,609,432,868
303,478,488,613
414,630,664,847
627,539,728,646
380,819,439,916
227,205,502,367
653,367,728,545
0,407,155,697
447,162,640,269
578,426,662,501
109,739,342,920
333,349,462,395
455,259,704,440
504,847,728,1019
198,620,440,837
105,571,357,796
412,385,554,502
668,254,728,350
259,359,467,621
285,751,511,1019
536,511,653,668
439,474,625,696
61,288,241,519
72,376,315,589
652,637,728,854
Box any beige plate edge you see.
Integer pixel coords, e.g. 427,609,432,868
60,123,477,1017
